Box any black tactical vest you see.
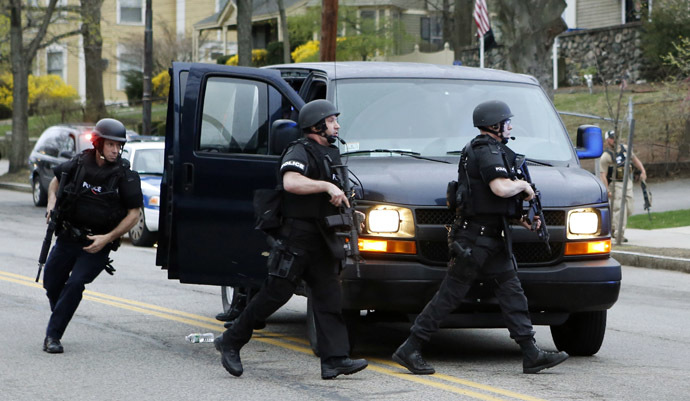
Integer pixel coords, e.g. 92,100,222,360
458,136,521,219
280,138,341,220
61,151,128,234
605,145,629,182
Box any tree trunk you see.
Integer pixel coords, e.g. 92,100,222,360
277,0,291,63
442,0,452,48
493,0,567,98
81,0,106,121
453,0,473,60
320,0,338,61
9,0,29,174
237,0,253,66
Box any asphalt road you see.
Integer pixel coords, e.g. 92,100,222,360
1,188,689,401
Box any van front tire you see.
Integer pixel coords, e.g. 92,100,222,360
550,310,607,356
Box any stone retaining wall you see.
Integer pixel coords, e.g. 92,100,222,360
557,22,647,86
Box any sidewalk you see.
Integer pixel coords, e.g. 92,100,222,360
612,226,690,273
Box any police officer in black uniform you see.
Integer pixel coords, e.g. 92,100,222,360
42,118,142,353
214,99,368,379
392,100,569,374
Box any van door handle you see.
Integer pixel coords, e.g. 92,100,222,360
183,163,194,192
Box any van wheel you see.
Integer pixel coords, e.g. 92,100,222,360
32,176,47,207
221,286,236,313
550,310,607,356
129,207,157,247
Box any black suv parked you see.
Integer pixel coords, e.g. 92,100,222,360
27,124,95,206
157,62,621,356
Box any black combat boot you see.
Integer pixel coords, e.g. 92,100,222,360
321,357,368,379
518,338,569,374
214,335,243,377
43,336,64,354
392,336,435,375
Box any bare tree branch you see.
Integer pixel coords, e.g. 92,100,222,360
24,0,59,64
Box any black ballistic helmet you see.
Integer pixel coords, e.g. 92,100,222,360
473,100,514,127
93,118,127,143
298,99,340,130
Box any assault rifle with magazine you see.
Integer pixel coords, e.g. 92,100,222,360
36,172,68,282
515,155,551,254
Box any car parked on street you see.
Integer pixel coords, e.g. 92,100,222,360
121,138,165,247
157,62,620,357
28,124,140,207
28,124,95,206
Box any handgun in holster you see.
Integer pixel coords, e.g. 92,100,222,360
266,236,302,282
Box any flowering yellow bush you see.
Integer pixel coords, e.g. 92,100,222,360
152,70,170,99
0,73,78,112
291,40,320,63
225,49,269,67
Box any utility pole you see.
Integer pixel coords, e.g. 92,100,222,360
142,0,153,135
320,0,338,61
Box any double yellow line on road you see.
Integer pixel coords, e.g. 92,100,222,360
1,269,547,401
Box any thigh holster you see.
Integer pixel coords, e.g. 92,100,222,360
266,237,305,283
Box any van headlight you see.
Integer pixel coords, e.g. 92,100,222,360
368,209,400,232
364,206,414,238
567,208,600,238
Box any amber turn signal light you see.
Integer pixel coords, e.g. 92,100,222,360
564,240,611,255
358,239,416,254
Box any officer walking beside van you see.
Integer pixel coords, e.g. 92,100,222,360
40,118,142,354
214,99,368,379
599,130,647,242
392,100,569,374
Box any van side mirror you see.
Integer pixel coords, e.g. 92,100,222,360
575,125,603,159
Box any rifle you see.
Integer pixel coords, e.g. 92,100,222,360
325,164,364,275
36,172,68,282
515,156,551,254
640,179,652,221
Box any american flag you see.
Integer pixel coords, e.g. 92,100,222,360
473,0,490,37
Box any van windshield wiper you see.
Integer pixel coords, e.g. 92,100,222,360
524,158,553,167
342,149,450,164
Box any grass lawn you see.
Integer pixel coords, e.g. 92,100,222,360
627,209,690,230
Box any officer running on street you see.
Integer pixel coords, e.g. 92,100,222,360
41,118,142,354
392,100,569,374
214,99,368,380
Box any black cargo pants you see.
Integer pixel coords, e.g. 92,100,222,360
222,224,350,362
43,235,110,339
410,221,535,343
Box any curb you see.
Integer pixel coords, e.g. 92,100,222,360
0,182,31,193
612,250,690,274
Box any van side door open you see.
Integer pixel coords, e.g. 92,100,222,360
157,62,305,288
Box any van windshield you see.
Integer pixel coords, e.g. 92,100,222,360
333,79,574,163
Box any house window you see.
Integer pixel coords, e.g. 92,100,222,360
360,10,376,21
118,50,142,90
47,49,64,79
420,16,443,44
625,0,648,23
119,0,143,24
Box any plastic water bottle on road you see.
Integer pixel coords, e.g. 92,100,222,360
186,333,215,343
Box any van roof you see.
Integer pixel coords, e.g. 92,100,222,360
267,61,539,85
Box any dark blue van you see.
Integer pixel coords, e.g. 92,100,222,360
157,62,620,356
